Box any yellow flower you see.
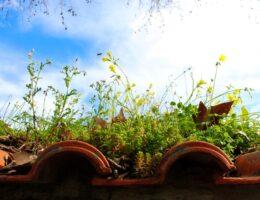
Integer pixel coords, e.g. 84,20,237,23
136,98,145,107
102,57,110,62
207,86,213,93
109,64,116,73
197,79,206,87
218,54,226,62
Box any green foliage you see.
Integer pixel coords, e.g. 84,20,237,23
0,120,14,136
13,50,51,139
1,51,259,177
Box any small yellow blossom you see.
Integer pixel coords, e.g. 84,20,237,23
136,98,145,107
207,86,213,93
218,54,226,62
102,57,110,62
109,64,116,73
197,79,206,87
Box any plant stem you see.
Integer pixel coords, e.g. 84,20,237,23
209,63,219,106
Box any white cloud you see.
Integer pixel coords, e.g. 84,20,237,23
1,0,260,112
0,43,27,98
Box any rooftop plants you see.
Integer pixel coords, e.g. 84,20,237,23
0,51,259,178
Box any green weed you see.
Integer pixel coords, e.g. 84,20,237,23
0,51,259,177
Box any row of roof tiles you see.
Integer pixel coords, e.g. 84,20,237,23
0,140,259,186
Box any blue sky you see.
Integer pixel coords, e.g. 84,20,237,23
0,24,88,61
0,0,260,113
0,6,96,62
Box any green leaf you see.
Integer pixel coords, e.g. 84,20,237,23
241,106,249,121
64,77,71,88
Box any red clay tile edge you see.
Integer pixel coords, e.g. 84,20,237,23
0,140,259,186
216,150,260,185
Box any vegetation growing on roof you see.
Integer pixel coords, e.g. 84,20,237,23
0,51,259,177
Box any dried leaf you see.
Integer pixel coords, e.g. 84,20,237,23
0,143,19,153
192,101,208,130
112,108,126,124
193,101,233,130
0,150,11,168
94,117,107,128
209,101,233,125
12,151,36,166
210,101,233,115
197,101,208,123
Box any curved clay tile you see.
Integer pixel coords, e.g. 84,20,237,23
29,140,112,181
156,141,236,183
235,151,260,177
0,140,259,186
35,140,110,169
216,151,260,185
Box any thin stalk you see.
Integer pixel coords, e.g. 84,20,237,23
159,67,191,106
184,72,196,105
0,95,12,118
41,90,48,120
2,102,11,121
209,63,219,106
205,88,245,105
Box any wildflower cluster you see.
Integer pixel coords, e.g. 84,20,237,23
0,52,259,177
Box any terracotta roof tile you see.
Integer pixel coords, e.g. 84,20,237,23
0,140,259,186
